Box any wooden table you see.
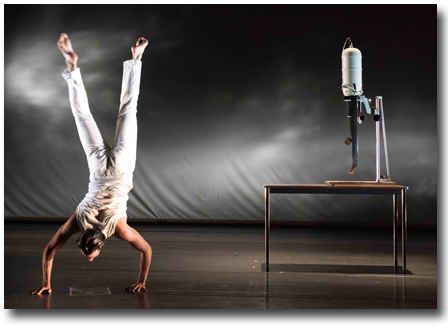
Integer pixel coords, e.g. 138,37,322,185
264,183,409,273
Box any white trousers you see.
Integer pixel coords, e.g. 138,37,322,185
62,60,142,177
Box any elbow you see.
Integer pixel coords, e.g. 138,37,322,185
43,246,56,260
143,244,152,255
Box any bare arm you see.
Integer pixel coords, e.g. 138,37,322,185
114,218,152,292
27,211,80,294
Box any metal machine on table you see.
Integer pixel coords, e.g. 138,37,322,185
264,39,408,273
327,37,395,186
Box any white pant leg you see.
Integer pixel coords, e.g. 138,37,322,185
113,60,142,175
62,68,109,174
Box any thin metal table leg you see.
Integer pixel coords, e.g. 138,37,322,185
402,189,407,274
393,194,397,268
265,187,270,272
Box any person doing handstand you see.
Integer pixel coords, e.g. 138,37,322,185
28,33,151,294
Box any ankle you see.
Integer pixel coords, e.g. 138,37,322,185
131,47,143,61
66,60,78,72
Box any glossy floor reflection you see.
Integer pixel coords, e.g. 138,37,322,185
4,222,437,309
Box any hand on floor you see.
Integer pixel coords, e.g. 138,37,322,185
124,283,147,292
27,286,52,295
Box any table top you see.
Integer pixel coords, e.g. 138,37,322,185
263,183,408,194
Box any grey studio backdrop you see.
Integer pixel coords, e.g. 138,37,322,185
4,5,437,228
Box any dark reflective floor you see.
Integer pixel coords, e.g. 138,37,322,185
4,222,437,309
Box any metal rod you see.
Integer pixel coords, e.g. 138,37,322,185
347,97,359,174
393,194,397,268
378,97,391,179
265,187,270,272
401,189,407,274
375,97,381,182
403,189,407,274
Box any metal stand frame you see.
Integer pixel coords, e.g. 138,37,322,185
339,96,394,184
375,96,392,182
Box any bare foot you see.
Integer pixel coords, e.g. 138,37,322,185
131,37,148,61
57,33,78,72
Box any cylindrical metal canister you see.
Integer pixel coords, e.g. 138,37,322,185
341,47,363,96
